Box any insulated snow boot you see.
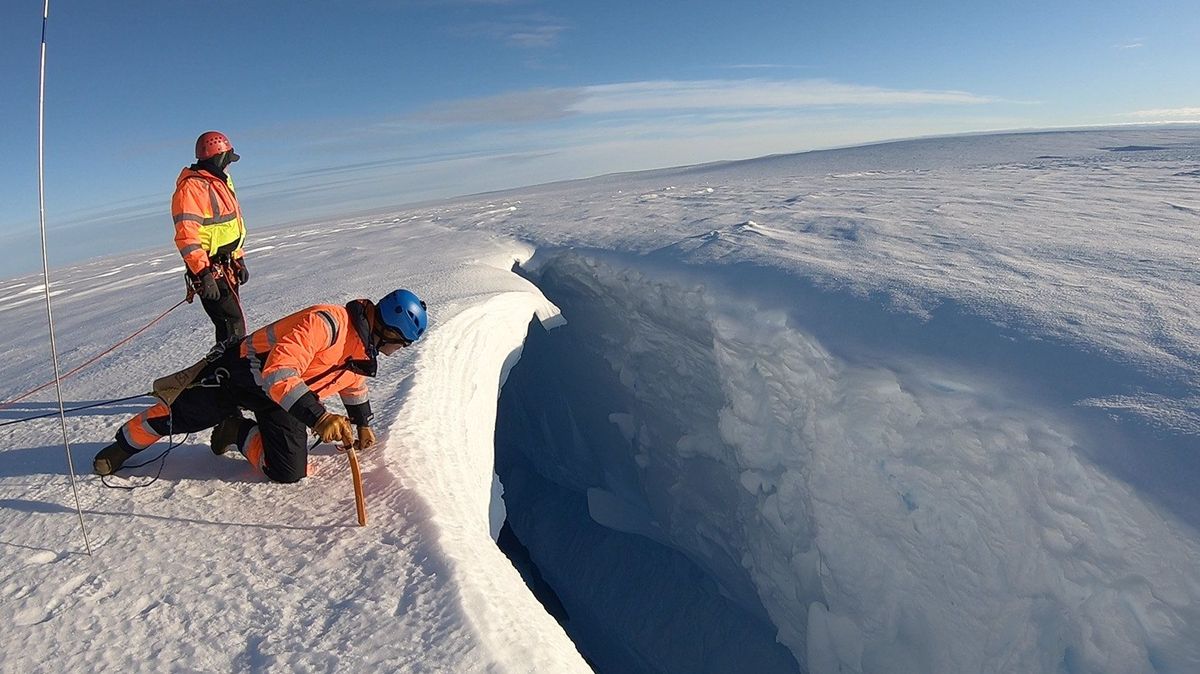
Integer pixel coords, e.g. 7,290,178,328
93,443,133,476
210,415,249,455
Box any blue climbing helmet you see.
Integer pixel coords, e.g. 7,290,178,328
376,289,428,343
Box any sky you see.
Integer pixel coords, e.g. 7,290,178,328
1,0,1198,275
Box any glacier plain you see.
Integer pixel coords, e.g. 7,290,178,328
0,127,1198,672
468,126,1200,673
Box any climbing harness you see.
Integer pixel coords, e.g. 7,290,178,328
98,343,236,490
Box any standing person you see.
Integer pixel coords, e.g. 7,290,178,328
175,131,249,344
92,289,429,484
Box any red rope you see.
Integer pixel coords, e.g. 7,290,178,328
0,298,187,412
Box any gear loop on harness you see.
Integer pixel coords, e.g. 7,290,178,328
194,367,229,388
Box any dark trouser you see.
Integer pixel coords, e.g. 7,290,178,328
200,274,246,344
114,348,310,483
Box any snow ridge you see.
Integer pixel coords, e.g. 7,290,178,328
391,287,586,672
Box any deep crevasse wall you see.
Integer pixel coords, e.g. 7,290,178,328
518,249,1200,674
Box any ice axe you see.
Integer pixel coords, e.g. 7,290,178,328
346,445,367,526
323,438,368,526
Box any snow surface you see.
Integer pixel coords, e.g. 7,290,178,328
2,127,1200,673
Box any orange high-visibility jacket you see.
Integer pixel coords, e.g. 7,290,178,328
239,303,373,427
172,167,246,275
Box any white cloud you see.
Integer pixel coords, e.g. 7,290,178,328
1116,39,1144,49
1122,107,1200,120
573,79,995,115
411,88,584,124
410,78,997,125
377,0,531,6
453,14,569,48
724,64,816,71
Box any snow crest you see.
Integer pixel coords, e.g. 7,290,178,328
388,289,588,673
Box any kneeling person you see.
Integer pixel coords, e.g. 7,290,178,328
93,289,429,483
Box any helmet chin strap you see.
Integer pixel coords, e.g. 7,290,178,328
365,308,385,354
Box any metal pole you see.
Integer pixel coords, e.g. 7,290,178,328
37,0,93,556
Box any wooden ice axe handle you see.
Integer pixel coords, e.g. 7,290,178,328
346,446,367,526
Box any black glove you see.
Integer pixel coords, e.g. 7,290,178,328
236,259,250,285
195,267,221,301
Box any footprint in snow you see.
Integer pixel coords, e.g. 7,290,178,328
13,572,92,626
27,550,58,565
177,482,216,499
13,605,51,626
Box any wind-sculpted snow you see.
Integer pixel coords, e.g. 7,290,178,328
449,128,1200,441
499,249,1200,673
0,222,592,673
3,127,1200,673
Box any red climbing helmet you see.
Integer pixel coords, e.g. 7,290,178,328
195,131,237,161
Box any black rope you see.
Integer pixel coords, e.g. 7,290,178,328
0,384,206,490
100,404,188,491
99,436,188,486
104,428,323,489
103,394,322,490
0,393,153,428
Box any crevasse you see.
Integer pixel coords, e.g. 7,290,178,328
495,248,1200,674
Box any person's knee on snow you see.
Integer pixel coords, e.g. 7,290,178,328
239,423,308,483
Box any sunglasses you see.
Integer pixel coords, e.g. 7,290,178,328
377,324,412,347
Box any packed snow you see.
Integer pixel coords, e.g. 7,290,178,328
2,127,1200,673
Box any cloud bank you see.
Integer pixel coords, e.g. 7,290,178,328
411,78,997,125
1124,107,1200,120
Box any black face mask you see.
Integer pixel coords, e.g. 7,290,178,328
193,157,226,180
194,150,237,174
214,150,238,171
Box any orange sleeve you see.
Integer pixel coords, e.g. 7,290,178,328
261,311,336,423
339,377,370,406
171,179,210,275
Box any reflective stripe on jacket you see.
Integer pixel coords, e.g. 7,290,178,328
239,303,373,427
172,167,246,275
